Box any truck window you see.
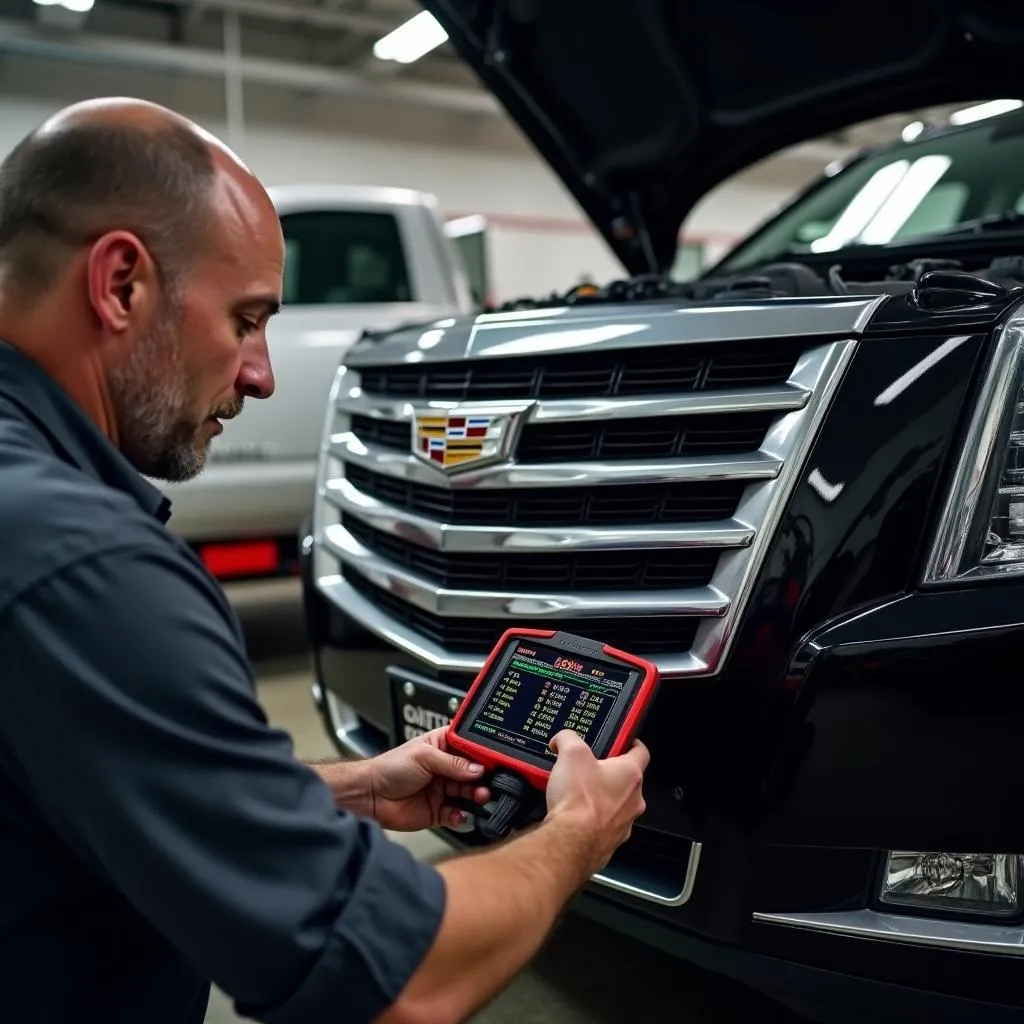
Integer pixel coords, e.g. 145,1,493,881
280,210,414,305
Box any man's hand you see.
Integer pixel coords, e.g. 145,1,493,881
544,728,649,877
375,729,651,1024
362,728,491,832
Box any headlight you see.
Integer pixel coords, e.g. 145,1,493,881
983,414,1024,567
924,314,1024,581
880,851,1021,918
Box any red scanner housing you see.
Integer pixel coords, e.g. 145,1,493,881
446,627,660,791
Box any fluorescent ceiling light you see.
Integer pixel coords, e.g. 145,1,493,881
901,120,925,142
949,99,1023,125
857,154,952,244
809,160,910,252
32,0,94,9
373,12,448,64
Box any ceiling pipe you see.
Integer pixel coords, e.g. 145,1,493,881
0,17,499,116
222,8,245,152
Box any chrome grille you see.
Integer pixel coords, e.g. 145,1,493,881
312,319,860,680
342,571,702,655
350,411,777,461
355,337,806,400
342,513,721,590
341,464,747,526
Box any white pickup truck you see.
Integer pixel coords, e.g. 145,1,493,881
156,183,475,581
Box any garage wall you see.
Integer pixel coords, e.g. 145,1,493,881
0,54,821,301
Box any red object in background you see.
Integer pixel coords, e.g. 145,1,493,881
200,540,279,579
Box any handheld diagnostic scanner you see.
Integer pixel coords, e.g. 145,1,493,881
446,628,660,839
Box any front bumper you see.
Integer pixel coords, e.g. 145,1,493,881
300,553,1024,1023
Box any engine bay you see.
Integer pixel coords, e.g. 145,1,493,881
493,254,1024,313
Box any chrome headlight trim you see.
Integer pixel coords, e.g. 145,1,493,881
923,309,1024,583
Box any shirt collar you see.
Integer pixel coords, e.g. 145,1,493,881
0,340,172,524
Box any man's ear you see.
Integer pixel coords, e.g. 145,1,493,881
86,230,159,334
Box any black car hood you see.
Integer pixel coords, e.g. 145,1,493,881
421,0,1024,275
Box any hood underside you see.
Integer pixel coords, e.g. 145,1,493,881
422,0,1024,275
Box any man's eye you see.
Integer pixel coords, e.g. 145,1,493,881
237,318,258,338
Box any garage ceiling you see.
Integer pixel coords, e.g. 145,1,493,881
0,0,986,167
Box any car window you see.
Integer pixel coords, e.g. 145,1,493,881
280,209,414,305
713,114,1024,272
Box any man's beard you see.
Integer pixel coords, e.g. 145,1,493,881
107,297,241,482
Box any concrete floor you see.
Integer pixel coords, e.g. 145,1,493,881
206,579,804,1024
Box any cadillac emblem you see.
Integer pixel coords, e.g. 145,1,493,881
412,405,531,473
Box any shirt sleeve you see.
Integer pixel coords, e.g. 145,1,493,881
0,539,446,1024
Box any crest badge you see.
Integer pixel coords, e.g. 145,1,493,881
411,405,531,474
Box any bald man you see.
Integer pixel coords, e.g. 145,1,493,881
0,99,649,1024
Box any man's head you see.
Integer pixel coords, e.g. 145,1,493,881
0,97,282,481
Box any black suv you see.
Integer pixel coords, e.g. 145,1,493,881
300,3,1024,1021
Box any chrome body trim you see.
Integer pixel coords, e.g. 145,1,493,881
322,523,731,618
752,908,1024,957
324,477,755,552
328,434,784,488
321,689,380,760
922,312,1024,582
316,571,707,676
683,338,857,672
337,384,809,424
593,840,703,907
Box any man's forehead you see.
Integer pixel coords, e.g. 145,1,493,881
210,164,281,239
201,225,284,310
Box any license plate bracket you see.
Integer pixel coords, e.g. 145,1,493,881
387,666,466,746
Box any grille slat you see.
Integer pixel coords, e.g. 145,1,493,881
342,464,745,527
342,514,721,591
356,339,803,401
516,413,773,461
349,412,775,463
350,417,409,450
343,569,701,655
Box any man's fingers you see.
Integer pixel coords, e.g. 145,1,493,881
442,793,492,829
446,806,470,828
549,729,649,772
420,743,485,781
548,729,588,756
421,726,449,749
458,782,491,804
622,738,651,772
441,778,491,803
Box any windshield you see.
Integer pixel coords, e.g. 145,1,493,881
715,112,1024,272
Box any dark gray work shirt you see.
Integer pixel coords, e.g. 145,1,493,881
0,340,445,1023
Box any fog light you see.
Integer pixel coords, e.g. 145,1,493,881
880,851,1021,917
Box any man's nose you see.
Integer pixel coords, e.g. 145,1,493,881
237,335,276,400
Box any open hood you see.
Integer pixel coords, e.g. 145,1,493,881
421,0,1024,275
